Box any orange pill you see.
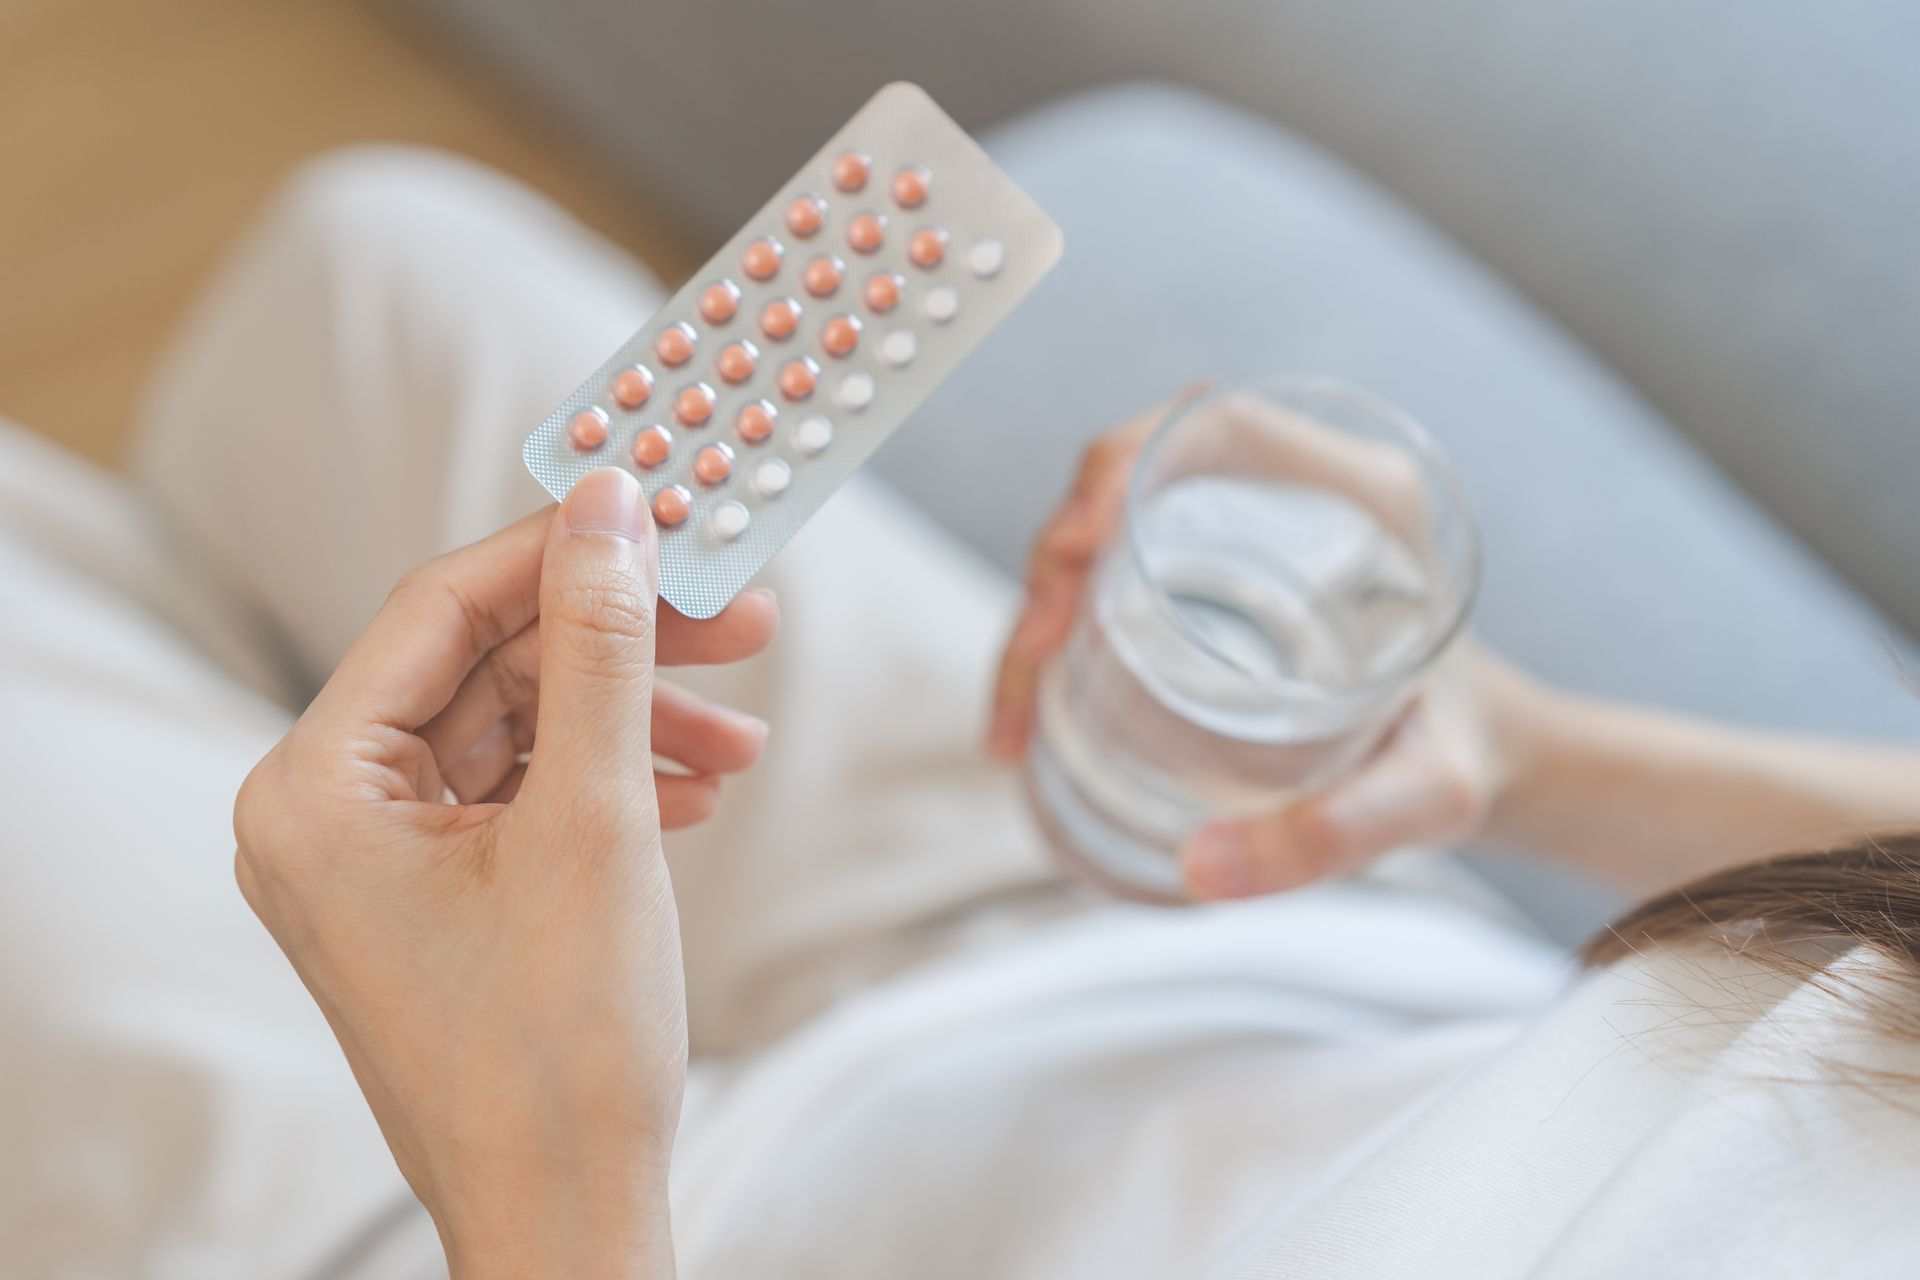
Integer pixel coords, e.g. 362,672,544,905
568,407,609,451
612,366,654,410
908,226,947,268
821,313,862,358
652,484,691,527
717,340,758,384
675,382,716,426
693,442,735,486
864,271,902,312
803,254,844,298
786,194,826,237
777,358,818,401
846,211,886,254
892,164,930,208
699,280,741,324
832,150,870,192
736,399,777,443
631,424,672,469
655,322,696,367
759,297,801,340
742,238,783,281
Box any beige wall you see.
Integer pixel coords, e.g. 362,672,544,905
0,0,694,466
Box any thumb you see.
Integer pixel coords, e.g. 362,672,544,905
1180,723,1487,900
522,467,661,810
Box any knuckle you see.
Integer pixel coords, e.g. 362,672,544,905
1283,804,1352,877
483,647,540,711
547,575,658,649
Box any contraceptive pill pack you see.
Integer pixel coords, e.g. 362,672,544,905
523,82,1063,618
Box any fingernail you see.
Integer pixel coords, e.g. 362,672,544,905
751,588,778,605
735,710,771,740
565,467,650,541
1182,823,1254,899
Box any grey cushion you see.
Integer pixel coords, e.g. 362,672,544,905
393,0,1920,636
873,85,1920,942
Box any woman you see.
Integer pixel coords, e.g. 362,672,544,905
11,143,1920,1276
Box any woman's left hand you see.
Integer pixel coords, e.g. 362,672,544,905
234,468,776,1279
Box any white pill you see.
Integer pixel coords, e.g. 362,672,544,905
881,328,917,367
710,500,750,540
967,237,1004,278
923,286,959,323
795,414,834,455
837,371,875,411
752,457,792,497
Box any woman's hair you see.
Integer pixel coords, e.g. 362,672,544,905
1582,833,1920,1059
1582,833,1920,970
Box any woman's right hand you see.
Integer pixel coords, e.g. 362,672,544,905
987,397,1553,901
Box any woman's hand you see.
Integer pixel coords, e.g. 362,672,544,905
988,400,1550,902
235,468,776,1279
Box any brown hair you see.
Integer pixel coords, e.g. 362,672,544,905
1582,833,1920,1063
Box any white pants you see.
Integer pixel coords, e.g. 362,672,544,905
1,147,1074,1278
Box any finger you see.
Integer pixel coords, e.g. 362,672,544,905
440,719,523,805
1180,718,1486,900
658,590,781,666
657,772,722,829
652,681,769,775
988,388,1200,758
518,468,661,822
313,505,553,732
418,623,541,769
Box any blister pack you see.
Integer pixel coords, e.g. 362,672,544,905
523,81,1063,618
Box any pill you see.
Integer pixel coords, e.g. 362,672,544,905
880,329,917,367
652,484,692,527
923,286,959,323
803,255,844,298
821,313,862,358
699,280,741,324
777,358,819,400
675,382,716,426
717,340,758,384
742,238,784,281
967,237,1005,278
655,322,696,367
785,194,826,238
710,500,751,540
752,457,793,497
836,371,875,411
568,407,609,451
760,297,801,340
736,398,777,444
612,365,654,409
631,424,672,468
832,151,870,192
795,414,833,456
847,211,886,254
864,271,902,312
908,226,947,269
892,164,930,208
693,442,734,486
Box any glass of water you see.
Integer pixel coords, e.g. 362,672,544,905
1024,375,1480,901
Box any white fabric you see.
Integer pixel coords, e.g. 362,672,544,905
4,147,1918,1280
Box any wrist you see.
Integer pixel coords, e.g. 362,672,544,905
434,1137,677,1280
1477,657,1592,848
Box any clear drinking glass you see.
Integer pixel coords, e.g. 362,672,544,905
1024,375,1481,901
